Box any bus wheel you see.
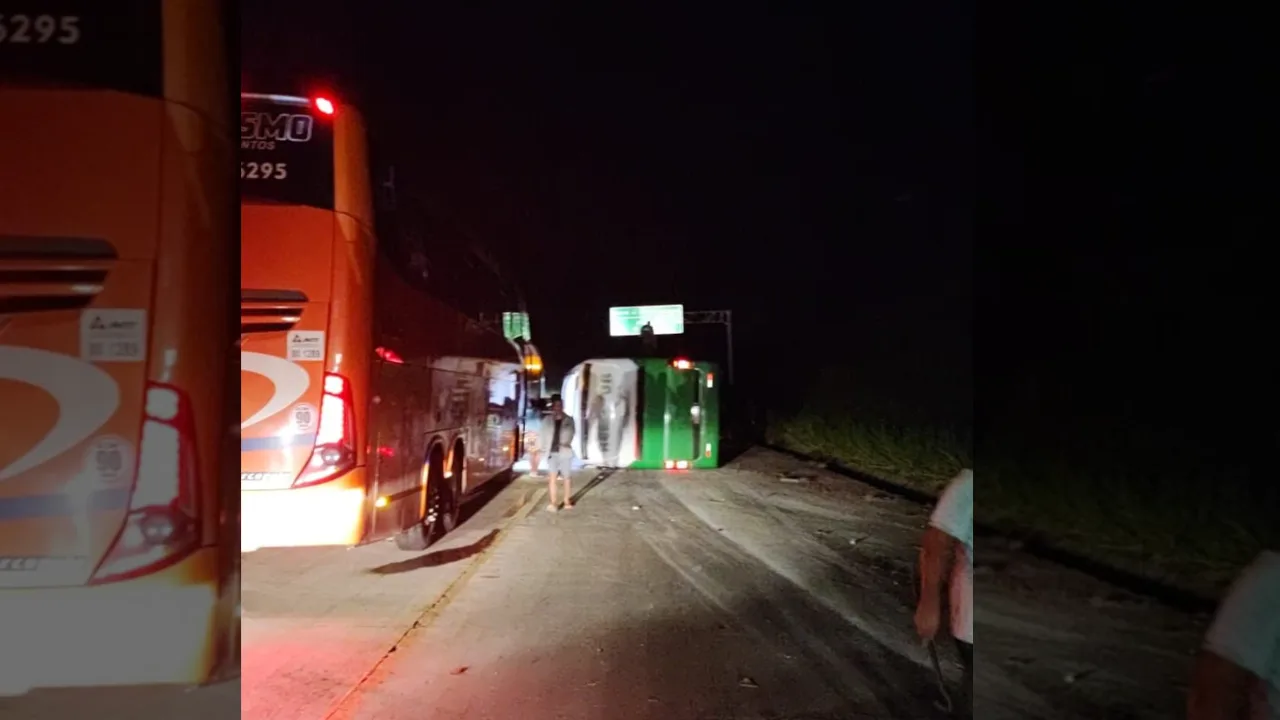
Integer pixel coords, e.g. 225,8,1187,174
439,445,464,534
395,446,447,551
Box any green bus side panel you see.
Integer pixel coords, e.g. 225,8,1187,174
631,358,720,469
632,358,668,469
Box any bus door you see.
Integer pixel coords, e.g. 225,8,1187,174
662,361,702,467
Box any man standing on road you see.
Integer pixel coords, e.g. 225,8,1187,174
915,468,973,717
539,394,576,512
1187,548,1279,719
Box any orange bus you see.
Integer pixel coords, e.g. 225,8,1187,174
240,92,525,553
0,1,239,693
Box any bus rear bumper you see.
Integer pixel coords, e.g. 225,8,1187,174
241,468,368,551
0,548,223,695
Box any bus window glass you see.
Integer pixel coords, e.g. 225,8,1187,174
0,1,162,96
240,97,335,209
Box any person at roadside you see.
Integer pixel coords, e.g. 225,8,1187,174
538,394,576,512
1187,549,1280,720
526,398,548,477
915,468,974,717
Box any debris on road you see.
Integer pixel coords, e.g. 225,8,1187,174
1064,668,1095,684
778,470,816,483
450,666,469,675
738,675,759,689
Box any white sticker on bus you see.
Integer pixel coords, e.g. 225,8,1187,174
292,403,318,433
80,309,146,363
83,435,133,487
287,330,325,362
240,351,310,430
0,346,119,481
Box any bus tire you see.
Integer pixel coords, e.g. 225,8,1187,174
395,445,447,551
439,443,464,534
394,517,431,551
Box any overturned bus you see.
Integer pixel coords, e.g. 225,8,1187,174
560,357,720,470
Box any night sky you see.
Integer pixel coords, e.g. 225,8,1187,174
976,8,1271,478
243,2,973,419
239,0,1278,495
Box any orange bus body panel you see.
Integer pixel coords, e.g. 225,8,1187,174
240,92,523,553
240,97,375,549
0,0,237,690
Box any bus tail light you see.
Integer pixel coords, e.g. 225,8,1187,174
90,383,201,584
672,358,692,370
313,96,335,115
376,346,404,364
294,372,357,488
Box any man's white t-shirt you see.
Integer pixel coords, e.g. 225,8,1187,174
930,468,974,644
1203,550,1280,718
538,413,576,458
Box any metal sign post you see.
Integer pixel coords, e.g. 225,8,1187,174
683,309,734,384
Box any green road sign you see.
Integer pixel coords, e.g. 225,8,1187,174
608,304,685,336
502,312,531,341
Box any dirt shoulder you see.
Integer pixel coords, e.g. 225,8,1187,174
724,447,1204,719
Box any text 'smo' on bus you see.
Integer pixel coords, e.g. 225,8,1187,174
0,1,240,693
240,92,527,554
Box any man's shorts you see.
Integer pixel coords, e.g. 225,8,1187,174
545,450,573,476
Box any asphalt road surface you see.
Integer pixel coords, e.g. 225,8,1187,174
0,675,238,719
239,448,1202,720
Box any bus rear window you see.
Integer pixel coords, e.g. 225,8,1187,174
240,97,335,210
0,2,162,97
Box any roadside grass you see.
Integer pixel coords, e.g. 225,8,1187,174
980,457,1268,597
768,410,970,494
767,409,1271,599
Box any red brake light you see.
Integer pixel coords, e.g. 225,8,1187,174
314,97,335,115
90,383,200,584
376,346,404,364
295,372,357,488
673,358,692,370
